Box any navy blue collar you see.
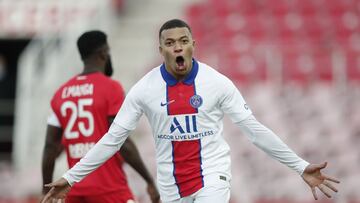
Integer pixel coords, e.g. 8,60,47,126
160,59,199,86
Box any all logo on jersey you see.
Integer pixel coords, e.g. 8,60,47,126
189,95,203,108
170,115,198,134
157,115,214,140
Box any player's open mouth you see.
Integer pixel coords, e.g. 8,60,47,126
176,56,185,71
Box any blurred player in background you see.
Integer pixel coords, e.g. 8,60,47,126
41,30,160,203
42,20,339,203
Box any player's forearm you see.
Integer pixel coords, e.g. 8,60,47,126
41,146,58,194
236,115,309,175
63,122,131,186
120,138,155,185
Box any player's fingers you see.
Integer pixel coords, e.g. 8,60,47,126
54,191,65,199
56,199,65,203
41,193,52,203
318,162,327,169
318,185,331,198
323,180,338,192
311,187,318,200
44,182,55,188
323,174,340,183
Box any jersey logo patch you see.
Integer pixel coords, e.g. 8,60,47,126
190,95,203,108
160,100,175,107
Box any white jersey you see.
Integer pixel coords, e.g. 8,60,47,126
114,60,252,200
63,59,309,202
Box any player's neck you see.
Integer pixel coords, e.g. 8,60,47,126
165,65,192,82
81,66,104,75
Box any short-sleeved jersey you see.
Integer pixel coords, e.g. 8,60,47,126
50,72,132,196
114,60,252,201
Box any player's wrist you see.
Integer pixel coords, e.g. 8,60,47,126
62,174,74,186
299,160,310,176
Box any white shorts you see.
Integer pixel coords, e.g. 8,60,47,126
164,185,230,203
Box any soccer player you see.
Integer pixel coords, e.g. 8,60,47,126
41,30,160,203
42,20,340,203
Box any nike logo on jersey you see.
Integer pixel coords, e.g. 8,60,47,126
160,100,175,106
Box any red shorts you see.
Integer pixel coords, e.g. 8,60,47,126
65,190,135,203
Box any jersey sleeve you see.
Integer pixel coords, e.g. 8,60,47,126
107,81,125,116
49,93,63,128
237,115,309,175
113,83,144,131
47,109,61,127
63,122,131,185
219,75,252,123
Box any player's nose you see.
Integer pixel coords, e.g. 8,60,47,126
174,42,183,53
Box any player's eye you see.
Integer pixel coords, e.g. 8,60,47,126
181,39,189,44
165,41,174,46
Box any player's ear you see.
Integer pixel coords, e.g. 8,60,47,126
159,46,163,55
98,49,107,61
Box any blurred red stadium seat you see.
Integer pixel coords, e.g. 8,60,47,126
345,50,360,82
185,0,360,85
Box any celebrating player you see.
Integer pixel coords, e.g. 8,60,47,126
42,20,339,203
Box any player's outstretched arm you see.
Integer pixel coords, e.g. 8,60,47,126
302,162,340,200
43,121,132,202
41,178,71,203
236,115,340,199
120,138,160,203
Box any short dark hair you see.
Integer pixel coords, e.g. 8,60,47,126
159,19,192,40
77,30,107,60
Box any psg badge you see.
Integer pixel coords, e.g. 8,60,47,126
190,94,203,108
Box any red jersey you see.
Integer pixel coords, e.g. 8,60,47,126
50,72,133,196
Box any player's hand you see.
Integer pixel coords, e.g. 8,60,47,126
302,162,340,200
147,183,160,203
41,178,71,203
40,196,65,203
